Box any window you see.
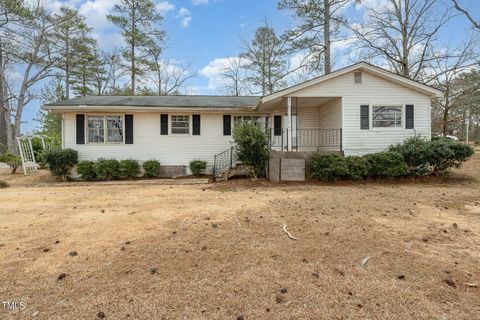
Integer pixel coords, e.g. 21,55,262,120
233,116,269,129
372,106,402,128
87,115,124,143
107,116,123,143
354,71,362,84
171,115,190,134
88,116,105,143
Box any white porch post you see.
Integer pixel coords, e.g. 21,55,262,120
287,96,292,151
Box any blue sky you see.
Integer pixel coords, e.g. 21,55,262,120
19,0,479,132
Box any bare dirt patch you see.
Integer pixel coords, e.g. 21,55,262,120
0,152,479,319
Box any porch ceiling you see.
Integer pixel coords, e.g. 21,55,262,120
257,96,339,111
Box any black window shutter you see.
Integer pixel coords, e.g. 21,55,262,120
76,114,85,144
160,114,168,135
192,114,201,135
274,115,282,136
125,114,133,144
405,104,414,129
223,115,231,136
360,105,369,130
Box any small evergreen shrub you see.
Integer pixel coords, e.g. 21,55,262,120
364,151,406,178
428,139,474,175
120,159,140,178
0,151,21,174
77,161,97,181
232,122,270,179
0,180,9,188
311,154,349,181
389,137,431,176
42,148,78,181
143,160,160,178
95,159,120,180
190,160,207,176
345,156,368,180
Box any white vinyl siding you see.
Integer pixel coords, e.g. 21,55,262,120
318,98,341,129
294,70,431,155
64,113,236,167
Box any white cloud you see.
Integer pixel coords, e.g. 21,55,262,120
177,7,192,28
199,56,247,90
157,1,175,16
191,0,209,5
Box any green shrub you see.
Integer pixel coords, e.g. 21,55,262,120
364,151,406,178
190,160,207,176
42,148,78,181
428,139,474,175
345,156,368,180
232,121,270,179
142,160,161,178
77,161,97,181
0,180,8,188
120,159,140,178
311,154,349,181
0,151,21,174
389,137,431,176
95,159,120,180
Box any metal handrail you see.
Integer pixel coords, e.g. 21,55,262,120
213,147,236,177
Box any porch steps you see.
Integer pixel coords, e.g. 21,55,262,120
214,164,249,182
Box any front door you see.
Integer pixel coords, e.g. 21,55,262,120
283,114,297,149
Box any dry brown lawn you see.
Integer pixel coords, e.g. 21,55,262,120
0,152,479,320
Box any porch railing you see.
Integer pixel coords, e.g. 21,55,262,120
269,128,342,151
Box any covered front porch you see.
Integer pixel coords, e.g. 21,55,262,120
261,96,343,152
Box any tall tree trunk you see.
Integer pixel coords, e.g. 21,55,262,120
65,37,70,99
0,41,8,148
131,42,135,95
323,0,331,74
443,108,449,136
130,5,136,95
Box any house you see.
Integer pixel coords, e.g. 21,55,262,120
42,62,442,177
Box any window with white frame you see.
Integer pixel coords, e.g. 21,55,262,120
87,115,124,143
233,116,269,129
107,116,124,142
88,116,105,143
171,115,190,134
372,106,402,128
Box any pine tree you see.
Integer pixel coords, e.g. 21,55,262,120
53,6,94,99
278,0,351,75
107,0,164,95
240,23,289,95
70,39,101,96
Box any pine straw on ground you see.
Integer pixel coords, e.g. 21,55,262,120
0,152,479,319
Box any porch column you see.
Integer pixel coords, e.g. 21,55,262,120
287,96,292,151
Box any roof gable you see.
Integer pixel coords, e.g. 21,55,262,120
260,62,442,104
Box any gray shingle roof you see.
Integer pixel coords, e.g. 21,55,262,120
44,95,260,108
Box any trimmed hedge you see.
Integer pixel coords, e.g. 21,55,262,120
364,151,406,178
429,139,474,175
311,139,474,181
143,160,161,178
389,137,474,176
190,160,207,176
345,156,368,180
311,154,349,181
42,148,78,181
95,159,120,181
389,137,430,176
120,159,140,178
77,161,97,181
